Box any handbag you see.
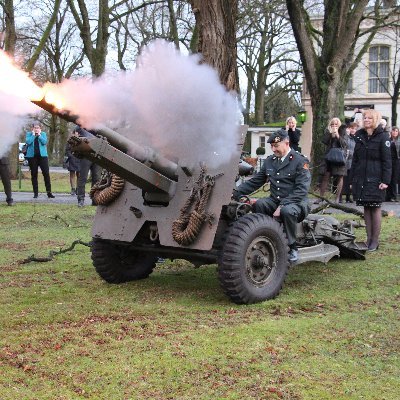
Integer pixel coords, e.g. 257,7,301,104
62,156,70,169
325,147,346,166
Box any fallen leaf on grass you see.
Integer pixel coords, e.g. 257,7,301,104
267,387,284,398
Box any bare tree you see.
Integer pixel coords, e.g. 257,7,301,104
110,0,193,70
237,0,302,125
67,0,169,76
285,0,398,172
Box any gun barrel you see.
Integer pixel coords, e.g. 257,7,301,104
32,98,178,180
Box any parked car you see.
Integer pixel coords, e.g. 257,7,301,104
18,142,28,166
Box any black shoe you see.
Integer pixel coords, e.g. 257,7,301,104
47,192,55,198
6,199,14,206
33,194,38,198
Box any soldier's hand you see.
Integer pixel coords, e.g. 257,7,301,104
273,206,281,218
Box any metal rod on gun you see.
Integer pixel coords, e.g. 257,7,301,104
31,98,179,180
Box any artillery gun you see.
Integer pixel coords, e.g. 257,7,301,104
33,99,367,304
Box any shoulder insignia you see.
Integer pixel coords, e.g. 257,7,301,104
303,162,309,170
385,141,390,147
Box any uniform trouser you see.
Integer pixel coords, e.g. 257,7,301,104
77,159,102,201
0,163,12,201
253,197,306,247
27,156,51,195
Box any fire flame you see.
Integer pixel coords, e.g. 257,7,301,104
0,50,65,110
42,84,65,110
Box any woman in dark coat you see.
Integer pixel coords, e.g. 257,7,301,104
318,118,347,203
350,109,392,251
285,116,301,152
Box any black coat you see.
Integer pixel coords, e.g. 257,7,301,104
287,128,301,151
350,126,392,203
65,143,81,172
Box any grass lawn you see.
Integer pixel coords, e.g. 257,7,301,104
0,203,399,399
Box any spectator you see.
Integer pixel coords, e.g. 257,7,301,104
73,126,102,207
340,122,357,203
285,116,301,152
350,109,391,252
351,108,363,128
317,118,347,203
386,126,399,202
0,155,13,206
380,118,389,133
25,121,54,198
64,130,81,195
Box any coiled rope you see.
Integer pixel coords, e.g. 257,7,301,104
90,170,125,206
172,165,216,246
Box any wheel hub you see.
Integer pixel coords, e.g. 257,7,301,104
245,236,277,286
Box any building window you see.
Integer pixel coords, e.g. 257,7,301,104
346,74,353,94
259,136,265,148
368,45,389,93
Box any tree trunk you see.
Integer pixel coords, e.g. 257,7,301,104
3,0,16,55
189,0,238,91
243,66,253,125
392,77,400,126
167,0,180,49
253,15,268,125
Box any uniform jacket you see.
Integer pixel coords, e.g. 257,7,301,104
350,126,392,203
234,149,311,209
25,131,49,158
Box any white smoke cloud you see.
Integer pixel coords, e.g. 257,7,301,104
50,40,240,167
0,92,35,157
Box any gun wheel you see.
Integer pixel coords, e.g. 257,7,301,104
218,213,289,304
91,238,157,283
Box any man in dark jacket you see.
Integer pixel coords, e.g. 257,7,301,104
0,155,13,206
233,129,311,262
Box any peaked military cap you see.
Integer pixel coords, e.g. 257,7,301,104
267,129,289,144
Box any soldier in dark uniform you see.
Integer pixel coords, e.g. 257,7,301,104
233,129,311,262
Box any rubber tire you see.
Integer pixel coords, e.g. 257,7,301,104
91,238,157,283
218,213,289,304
